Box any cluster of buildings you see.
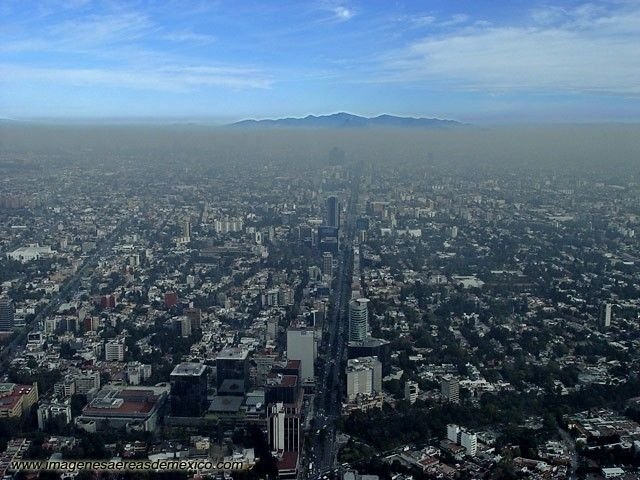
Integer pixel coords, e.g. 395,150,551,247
3,142,640,479
0,158,357,478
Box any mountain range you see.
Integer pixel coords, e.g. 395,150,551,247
228,112,462,129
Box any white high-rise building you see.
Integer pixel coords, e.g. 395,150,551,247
183,219,192,240
405,381,419,404
105,339,125,362
345,357,381,400
267,402,300,452
600,303,612,328
286,328,316,382
348,298,369,343
446,424,477,456
460,430,478,456
441,375,460,404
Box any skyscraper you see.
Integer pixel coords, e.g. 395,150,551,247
322,252,333,277
0,295,14,332
317,226,339,254
268,402,300,452
326,196,340,228
600,302,612,329
216,348,249,395
348,298,369,343
286,328,316,382
170,362,208,417
183,219,192,240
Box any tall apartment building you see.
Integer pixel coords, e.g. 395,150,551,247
404,380,419,404
345,357,382,401
105,339,125,362
441,375,460,404
0,294,14,332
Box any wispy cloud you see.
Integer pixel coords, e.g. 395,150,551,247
407,13,471,29
0,63,272,90
48,11,155,46
438,14,470,27
0,6,270,91
163,31,217,45
380,2,640,95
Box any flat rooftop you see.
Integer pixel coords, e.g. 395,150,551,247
217,348,249,361
170,362,207,376
208,395,244,413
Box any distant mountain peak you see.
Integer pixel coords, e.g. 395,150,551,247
228,112,462,129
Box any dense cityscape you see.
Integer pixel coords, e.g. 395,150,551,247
0,125,639,480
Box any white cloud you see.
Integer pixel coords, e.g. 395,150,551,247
381,2,640,95
333,6,354,21
163,31,217,45
0,63,272,91
48,11,155,45
411,15,436,27
439,14,470,27
0,8,269,91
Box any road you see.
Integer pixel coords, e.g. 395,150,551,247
558,426,578,480
307,177,359,479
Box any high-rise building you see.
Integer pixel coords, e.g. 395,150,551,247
441,375,460,404
447,424,460,443
183,219,192,240
267,402,300,452
216,348,249,395
298,224,314,248
175,316,191,338
326,196,340,228
446,424,477,456
0,295,14,332
322,252,333,277
265,373,300,406
75,370,101,394
286,328,316,382
170,363,208,417
317,226,339,254
185,307,202,330
278,287,295,306
345,357,382,401
105,339,125,362
164,291,178,309
405,381,419,404
348,298,369,343
460,430,478,456
347,337,391,376
600,302,612,328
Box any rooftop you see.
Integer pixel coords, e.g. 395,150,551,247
170,362,207,377
217,348,249,361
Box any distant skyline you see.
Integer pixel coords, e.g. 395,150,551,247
1,0,639,123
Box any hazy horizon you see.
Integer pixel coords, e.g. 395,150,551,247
2,124,639,175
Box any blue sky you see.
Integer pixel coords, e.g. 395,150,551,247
1,0,639,122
